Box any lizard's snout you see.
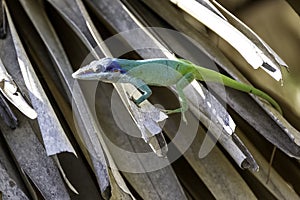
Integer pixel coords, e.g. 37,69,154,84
72,60,106,80
72,67,88,79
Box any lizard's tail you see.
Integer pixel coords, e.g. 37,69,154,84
193,65,282,114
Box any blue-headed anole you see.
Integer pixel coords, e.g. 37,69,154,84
72,58,282,117
73,57,282,182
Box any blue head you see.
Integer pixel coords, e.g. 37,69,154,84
72,58,127,81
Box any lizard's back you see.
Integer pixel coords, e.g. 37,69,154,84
118,58,193,86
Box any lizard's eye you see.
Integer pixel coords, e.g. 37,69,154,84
105,66,122,73
105,66,114,72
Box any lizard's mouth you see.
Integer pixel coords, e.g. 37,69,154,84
98,72,124,82
72,68,123,81
72,68,94,79
72,62,106,80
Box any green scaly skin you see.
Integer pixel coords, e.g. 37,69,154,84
72,58,282,116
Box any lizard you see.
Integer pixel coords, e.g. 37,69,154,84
72,57,282,181
72,57,282,119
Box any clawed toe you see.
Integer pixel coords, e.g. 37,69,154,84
161,109,173,114
160,108,187,123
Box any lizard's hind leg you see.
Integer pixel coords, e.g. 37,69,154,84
163,72,194,122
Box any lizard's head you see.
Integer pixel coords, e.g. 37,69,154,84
72,58,126,81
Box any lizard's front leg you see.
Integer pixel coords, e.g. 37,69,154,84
128,77,152,105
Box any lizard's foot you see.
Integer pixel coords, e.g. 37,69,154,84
126,93,144,107
127,94,141,108
161,108,187,123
